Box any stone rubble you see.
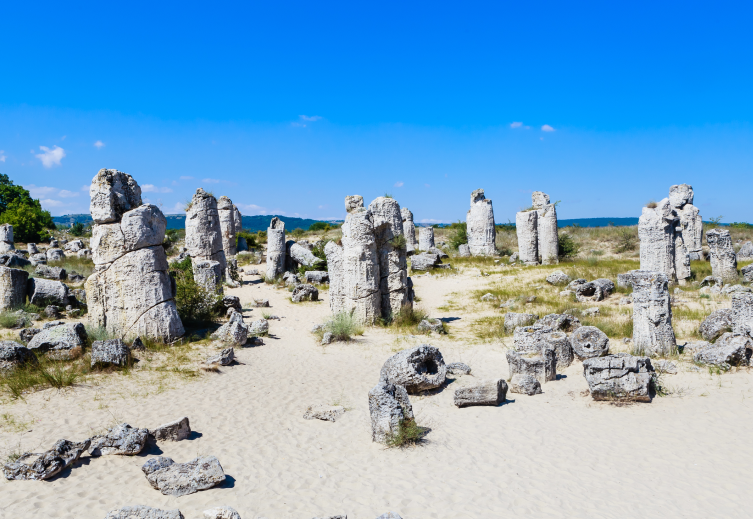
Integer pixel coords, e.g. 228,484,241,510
89,423,149,456
368,382,414,444
142,455,226,496
150,417,191,442
3,438,91,480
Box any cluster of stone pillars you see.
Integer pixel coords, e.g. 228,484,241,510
515,191,558,265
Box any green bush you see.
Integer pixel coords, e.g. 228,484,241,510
448,221,467,250
170,265,221,326
236,230,258,248
386,418,427,448
69,222,86,236
309,222,331,232
614,227,638,253
298,241,328,276
0,199,55,243
558,233,580,259
291,228,305,238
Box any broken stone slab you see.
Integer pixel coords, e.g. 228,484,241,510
706,228,738,283
46,248,66,261
91,339,131,367
304,271,329,284
571,326,609,359
30,252,47,266
253,298,270,307
693,332,752,367
289,242,323,267
546,270,570,285
193,259,223,294
27,322,88,359
417,318,444,334
143,455,226,496
210,321,248,346
0,341,39,371
630,270,676,357
575,278,615,303
453,379,507,407
504,312,539,332
512,325,554,354
368,382,414,443
27,277,71,307
105,505,184,519
410,252,441,271
446,362,471,375
535,313,581,332
303,405,345,422
379,344,447,393
427,247,449,259
150,417,191,442
34,264,67,280
89,423,149,457
457,243,470,257
247,319,269,335
3,438,90,480
506,346,556,384
582,353,654,402
0,265,29,311
292,283,319,302
204,506,241,519
509,374,542,395
722,284,752,295
418,227,435,251
204,347,235,367
699,308,734,342
543,330,573,368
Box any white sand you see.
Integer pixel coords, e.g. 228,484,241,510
2,270,753,519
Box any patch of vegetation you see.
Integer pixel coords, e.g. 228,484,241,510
386,418,428,448
170,264,222,326
558,233,580,259
614,227,638,253
47,255,95,279
389,233,407,250
291,228,305,238
297,241,328,276
729,222,753,229
0,174,56,242
447,221,467,250
236,230,258,248
1,356,87,399
646,200,658,209
314,312,365,342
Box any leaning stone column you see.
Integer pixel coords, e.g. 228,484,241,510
86,168,184,341
0,224,14,252
185,188,227,279
638,199,678,282
706,228,738,283
401,208,417,255
265,217,286,280
324,241,345,315
217,196,237,258
532,192,558,265
466,189,496,256
515,210,538,265
341,196,380,324
418,227,435,251
630,270,676,356
370,197,410,319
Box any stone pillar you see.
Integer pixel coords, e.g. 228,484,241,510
532,192,558,265
401,208,417,255
217,196,237,258
370,197,409,319
233,204,242,234
638,199,678,282
340,197,380,324
732,293,753,338
418,227,435,251
0,224,14,252
706,228,738,283
185,188,227,278
265,217,286,280
192,260,222,294
466,189,496,256
515,210,538,265
630,270,676,356
670,184,703,261
324,241,345,315
0,266,28,310
86,168,184,342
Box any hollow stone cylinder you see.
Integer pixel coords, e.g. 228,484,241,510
466,189,496,256
706,228,738,283
630,270,676,356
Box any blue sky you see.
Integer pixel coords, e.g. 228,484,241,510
1,1,751,223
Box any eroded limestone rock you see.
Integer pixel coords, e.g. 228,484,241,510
571,326,609,359
630,270,676,356
89,423,148,456
217,196,237,258
466,189,496,256
368,382,414,443
401,208,417,254
418,227,435,251
583,353,654,402
706,228,738,283
185,189,227,276
3,439,90,480
699,308,734,342
379,344,447,393
150,417,191,442
143,455,226,496
105,506,184,519
454,379,507,407
0,266,28,311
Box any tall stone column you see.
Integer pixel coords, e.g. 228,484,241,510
418,227,435,251
638,199,678,282
630,270,676,356
185,188,227,280
466,189,496,256
732,293,753,338
401,208,417,255
324,241,345,315
217,196,237,258
265,217,286,280
340,196,380,324
670,184,703,261
233,205,242,235
86,169,184,341
370,197,410,319
515,210,538,265
706,228,738,282
532,191,558,265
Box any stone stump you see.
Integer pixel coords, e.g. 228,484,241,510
0,266,28,311
217,196,237,258
532,192,558,265
706,228,738,283
0,224,14,252
418,227,435,251
370,197,410,318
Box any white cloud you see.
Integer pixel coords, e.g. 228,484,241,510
318,205,327,209
94,140,105,149
0,151,5,162
40,198,64,207
202,178,220,184
81,185,90,191
424,183,430,188
25,184,59,198
237,203,267,215
420,218,446,224
58,190,79,198
35,145,65,168
541,124,556,132
142,184,173,193
510,122,523,128
299,115,322,122
394,181,404,187
179,176,194,180
168,202,187,213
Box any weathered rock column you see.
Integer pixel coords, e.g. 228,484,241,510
0,265,28,310
630,270,676,356
86,169,184,341
418,227,434,251
638,199,678,282
732,293,753,338
706,228,738,283
466,189,496,256
185,188,227,284
324,241,345,315
340,196,380,324
401,208,417,255
532,191,558,265
515,210,538,265
0,224,14,252
370,197,410,319
671,184,703,261
233,205,242,235
217,196,237,258
265,217,286,280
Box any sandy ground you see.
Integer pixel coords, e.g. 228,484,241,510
1,269,753,519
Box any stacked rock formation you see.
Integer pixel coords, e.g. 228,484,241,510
418,226,434,251
515,191,558,265
669,184,703,260
0,224,14,252
266,217,286,279
638,198,690,283
706,228,738,283
185,188,227,291
401,208,417,255
325,195,412,324
466,189,496,256
630,270,676,356
86,169,184,341
217,196,237,258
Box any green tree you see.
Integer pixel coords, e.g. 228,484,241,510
0,174,34,213
0,198,55,242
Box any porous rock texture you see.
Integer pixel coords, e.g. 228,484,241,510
512,325,553,354
203,506,241,519
3,438,90,480
533,192,559,265
339,201,380,323
204,347,235,367
0,341,38,371
91,339,131,367
699,308,735,342
193,259,223,294
670,184,704,260
466,189,496,256
0,265,28,311
266,217,286,280
150,417,191,442
458,243,470,257
638,198,690,283
509,374,543,395
504,312,539,332
143,455,226,497
303,405,345,422
186,188,227,276
515,210,538,265
217,195,237,259
706,228,738,283
292,283,319,303
454,379,507,407
89,423,148,456
289,242,322,267
742,264,753,283
546,270,570,285
379,344,447,393
27,277,71,307
401,207,417,254
418,226,435,251
630,270,677,356
732,292,753,338
104,505,184,519
506,346,556,384
324,241,345,314
536,313,581,332
738,241,753,261
368,382,414,444
543,330,574,368
693,333,752,367
0,223,14,252
87,169,184,342
369,197,409,318
582,353,654,402
27,322,87,359
571,326,609,359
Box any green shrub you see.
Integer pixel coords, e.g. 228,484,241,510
315,312,365,342
69,222,87,236
729,222,753,229
309,222,331,232
297,241,328,276
291,228,305,237
386,418,427,448
558,233,580,259
171,270,221,326
389,234,407,250
448,221,467,250
236,230,258,248
614,227,638,253
0,199,55,243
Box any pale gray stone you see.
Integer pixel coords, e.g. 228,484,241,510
732,292,753,338
512,325,553,354
454,379,507,407
217,196,237,258
248,319,269,335
706,228,738,283
0,341,38,371
504,312,539,332
630,270,676,356
738,241,753,260
571,326,609,359
150,417,191,442
509,374,542,395
233,204,243,234
639,199,682,282
693,332,752,367
654,359,678,374
46,248,65,261
515,210,538,265
669,183,694,208
34,264,66,280
203,506,241,519
205,347,235,367
617,272,633,288
509,252,518,263
30,252,47,266
457,243,470,257
89,423,148,456
292,283,319,302
340,207,380,324
369,197,410,318
409,252,440,271
321,332,334,345
64,239,85,252
722,284,752,295
27,277,70,307
344,195,364,213
324,241,345,315
304,271,329,283
303,405,345,422
536,202,559,265
543,330,573,368
193,259,223,294
506,346,556,384
677,202,703,258
185,189,227,277
27,243,39,254
446,362,471,375
417,318,444,334
375,514,402,519
575,278,615,303
144,455,226,496
89,169,142,224
27,322,87,359
582,353,654,402
466,189,496,256
105,505,184,519
0,224,13,250
379,344,447,393
401,207,417,254
210,320,247,346
3,438,90,480
546,270,570,285
266,218,286,280
427,247,448,259
536,313,581,332
0,266,28,311
418,226,435,251
91,339,130,367
368,382,414,443
290,242,322,267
